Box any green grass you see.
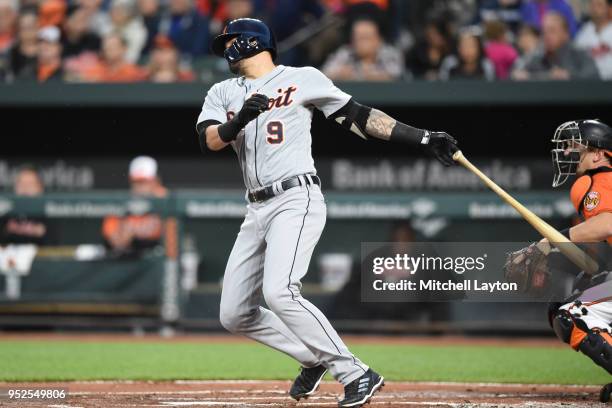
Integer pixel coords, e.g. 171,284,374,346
0,340,609,384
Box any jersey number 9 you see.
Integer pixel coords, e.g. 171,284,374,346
267,121,284,144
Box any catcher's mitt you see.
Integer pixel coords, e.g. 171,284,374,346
504,242,552,293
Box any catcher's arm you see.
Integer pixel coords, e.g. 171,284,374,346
565,212,612,242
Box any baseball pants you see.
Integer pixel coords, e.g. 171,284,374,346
560,279,612,331
219,182,368,385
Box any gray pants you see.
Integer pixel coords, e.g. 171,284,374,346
219,183,368,385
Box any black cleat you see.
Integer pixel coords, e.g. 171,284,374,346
338,369,384,407
601,383,612,403
289,364,327,401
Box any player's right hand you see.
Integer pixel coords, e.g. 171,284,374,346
424,131,459,167
237,94,270,125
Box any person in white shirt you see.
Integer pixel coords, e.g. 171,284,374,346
575,0,612,79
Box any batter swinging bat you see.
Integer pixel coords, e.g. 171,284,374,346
452,150,599,275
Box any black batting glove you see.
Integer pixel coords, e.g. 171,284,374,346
236,93,270,126
423,131,459,167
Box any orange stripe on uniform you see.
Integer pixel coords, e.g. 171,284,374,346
570,325,588,350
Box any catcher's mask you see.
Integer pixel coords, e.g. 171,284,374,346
551,121,585,188
552,119,612,187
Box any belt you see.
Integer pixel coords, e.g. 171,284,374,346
248,174,321,203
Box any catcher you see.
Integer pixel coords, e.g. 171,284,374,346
505,119,612,402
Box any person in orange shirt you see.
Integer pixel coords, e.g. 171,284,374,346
82,32,146,82
37,26,64,82
102,156,168,257
535,119,612,401
0,0,17,55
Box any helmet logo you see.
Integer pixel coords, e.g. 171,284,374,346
584,191,600,211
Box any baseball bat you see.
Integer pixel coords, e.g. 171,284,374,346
452,150,599,275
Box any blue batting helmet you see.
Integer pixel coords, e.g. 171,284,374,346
211,18,277,63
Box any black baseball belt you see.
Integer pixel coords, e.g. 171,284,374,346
247,174,321,203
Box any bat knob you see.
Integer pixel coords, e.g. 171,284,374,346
452,150,463,161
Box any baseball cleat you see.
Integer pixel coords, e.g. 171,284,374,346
600,382,612,403
289,364,327,401
338,369,384,407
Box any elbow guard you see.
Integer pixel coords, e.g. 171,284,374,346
196,119,221,153
329,99,372,140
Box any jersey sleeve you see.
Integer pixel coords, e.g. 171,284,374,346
301,67,352,118
582,175,612,217
196,83,227,126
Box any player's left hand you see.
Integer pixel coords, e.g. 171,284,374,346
423,131,459,167
504,242,551,293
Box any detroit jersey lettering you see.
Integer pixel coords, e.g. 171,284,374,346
197,65,350,190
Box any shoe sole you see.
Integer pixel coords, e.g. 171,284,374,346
338,376,385,408
291,369,328,401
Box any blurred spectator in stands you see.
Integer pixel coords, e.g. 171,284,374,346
322,17,403,81
406,19,453,80
257,0,325,65
258,0,325,42
78,0,110,37
138,0,161,55
7,10,38,81
484,20,518,79
512,11,600,79
478,0,523,33
100,0,147,63
0,166,50,246
440,27,496,80
205,0,255,34
160,0,210,60
225,0,254,22
343,0,393,40
62,6,101,59
513,23,541,70
0,0,17,55
39,0,67,28
146,35,194,82
81,32,146,82
517,23,541,55
520,0,578,37
102,156,167,257
36,26,64,82
411,0,478,31
575,0,612,79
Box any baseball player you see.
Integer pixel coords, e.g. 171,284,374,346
506,119,612,402
196,18,458,407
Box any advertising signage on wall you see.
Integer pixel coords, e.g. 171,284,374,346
0,158,555,192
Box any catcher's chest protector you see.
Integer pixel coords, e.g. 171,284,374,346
570,167,612,244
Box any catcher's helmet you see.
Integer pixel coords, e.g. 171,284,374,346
211,18,277,64
551,119,612,187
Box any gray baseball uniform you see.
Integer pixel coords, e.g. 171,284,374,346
197,65,369,385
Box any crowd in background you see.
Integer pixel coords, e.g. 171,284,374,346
0,0,611,83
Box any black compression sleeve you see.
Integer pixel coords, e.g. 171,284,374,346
196,119,222,153
390,122,427,145
217,117,245,143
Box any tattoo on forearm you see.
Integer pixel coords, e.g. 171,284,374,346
365,109,396,141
